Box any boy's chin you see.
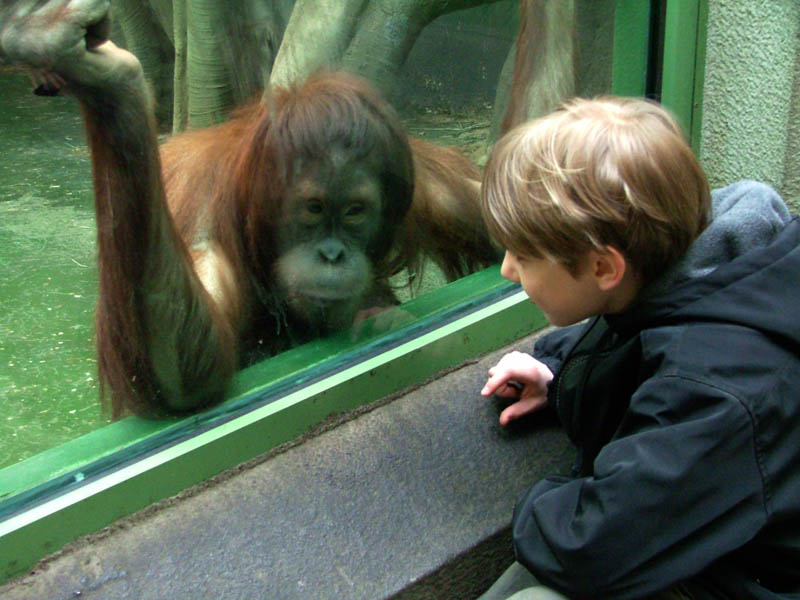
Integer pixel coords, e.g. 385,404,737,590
542,310,589,328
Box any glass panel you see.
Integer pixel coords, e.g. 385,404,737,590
0,73,109,467
0,0,671,582
1,0,618,484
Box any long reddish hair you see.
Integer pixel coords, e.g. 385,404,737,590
161,71,415,325
235,73,413,287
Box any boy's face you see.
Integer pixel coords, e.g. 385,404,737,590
500,250,610,327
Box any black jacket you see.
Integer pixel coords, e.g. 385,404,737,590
513,181,800,599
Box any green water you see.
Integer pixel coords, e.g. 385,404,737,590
0,71,111,469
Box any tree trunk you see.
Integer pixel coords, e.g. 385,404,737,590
222,0,294,105
148,0,175,43
268,0,366,90
270,0,501,100
490,0,576,141
347,0,505,101
340,0,429,100
172,0,188,132
170,0,293,133
186,0,235,127
248,0,296,91
114,0,175,128
487,44,516,147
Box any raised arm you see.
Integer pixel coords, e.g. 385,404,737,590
1,0,237,417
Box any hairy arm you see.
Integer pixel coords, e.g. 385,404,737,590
1,0,237,416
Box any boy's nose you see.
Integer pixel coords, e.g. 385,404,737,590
500,251,519,283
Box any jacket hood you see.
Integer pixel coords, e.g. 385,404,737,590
610,180,800,346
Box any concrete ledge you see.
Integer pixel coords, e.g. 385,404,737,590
1,332,573,599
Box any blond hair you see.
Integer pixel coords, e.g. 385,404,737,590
481,96,710,283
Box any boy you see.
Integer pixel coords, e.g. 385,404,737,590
477,97,800,599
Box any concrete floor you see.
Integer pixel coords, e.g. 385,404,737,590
1,332,574,600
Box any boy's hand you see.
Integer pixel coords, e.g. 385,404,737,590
481,351,553,426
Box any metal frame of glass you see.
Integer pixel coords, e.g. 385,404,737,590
0,0,707,583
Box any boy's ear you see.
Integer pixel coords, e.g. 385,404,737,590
589,246,628,291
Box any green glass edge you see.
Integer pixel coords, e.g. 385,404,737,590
0,2,658,584
0,266,507,502
689,0,708,155
660,0,708,151
611,0,652,97
1,288,546,583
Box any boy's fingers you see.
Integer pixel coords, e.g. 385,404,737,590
481,368,520,396
498,397,548,426
483,361,536,397
499,380,524,397
481,378,501,396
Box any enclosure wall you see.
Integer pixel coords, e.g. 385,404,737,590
700,0,800,211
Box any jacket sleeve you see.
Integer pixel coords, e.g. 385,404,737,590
532,320,593,376
511,375,768,599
